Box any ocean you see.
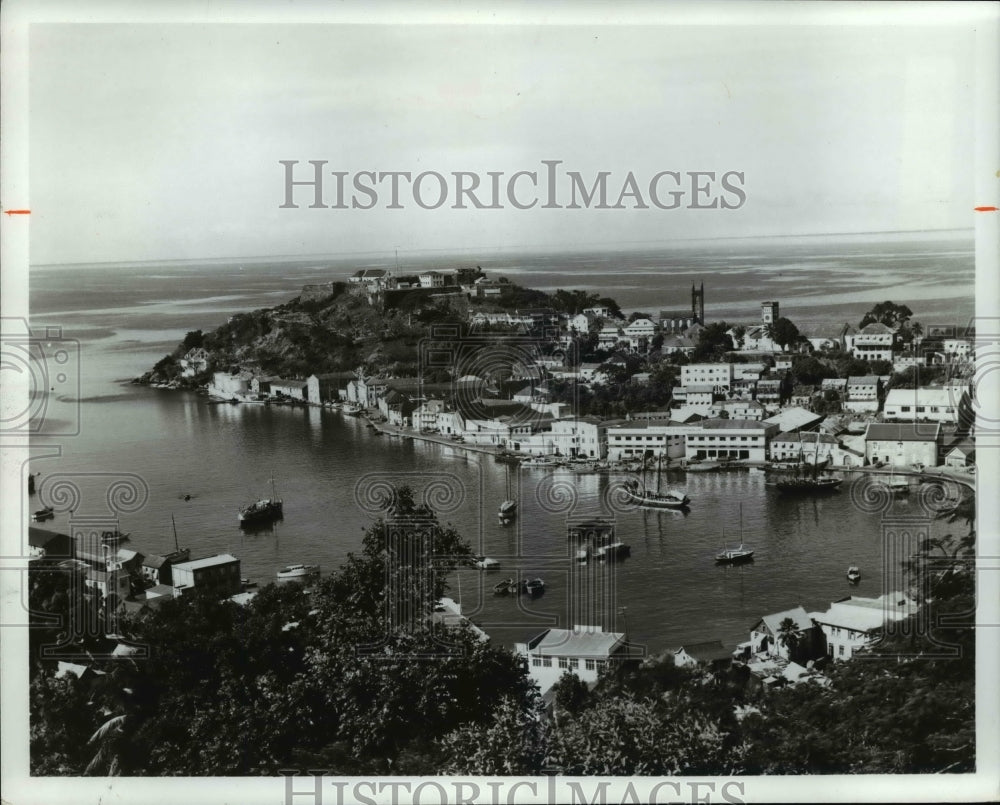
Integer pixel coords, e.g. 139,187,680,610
23,232,972,653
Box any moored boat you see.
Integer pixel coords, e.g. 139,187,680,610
847,565,861,583
493,577,515,595
715,545,755,564
593,541,631,560
276,563,320,580
521,577,545,595
470,556,500,570
32,507,54,522
239,475,283,526
622,480,690,509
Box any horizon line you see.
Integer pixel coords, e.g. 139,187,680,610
31,226,975,269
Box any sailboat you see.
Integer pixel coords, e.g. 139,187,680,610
498,464,517,523
239,474,283,526
622,453,690,509
166,514,191,564
716,504,754,564
772,438,842,493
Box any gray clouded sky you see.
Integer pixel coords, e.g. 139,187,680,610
29,21,976,264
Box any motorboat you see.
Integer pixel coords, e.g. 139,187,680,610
493,578,515,595
276,563,320,580
471,556,500,570
521,578,545,596
239,475,283,526
32,507,54,522
847,565,861,583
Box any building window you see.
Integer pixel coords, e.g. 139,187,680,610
585,658,596,672
838,645,844,657
542,657,552,667
531,657,542,667
558,657,569,669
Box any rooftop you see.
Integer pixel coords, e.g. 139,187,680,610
676,640,732,663
173,553,239,572
528,626,625,658
757,606,812,635
864,422,941,442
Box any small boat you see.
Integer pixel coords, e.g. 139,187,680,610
493,577,515,595
521,578,545,595
239,475,283,526
241,578,258,588
471,556,500,570
498,499,517,520
32,507,54,522
342,404,363,416
716,545,755,564
593,542,631,561
847,565,861,583
276,563,320,580
101,527,130,544
575,547,590,563
771,441,842,493
887,475,909,495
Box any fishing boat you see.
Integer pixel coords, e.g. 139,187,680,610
239,475,283,526
493,577,515,595
342,404,363,416
715,504,754,564
847,565,861,583
165,515,190,564
622,455,690,509
31,507,54,522
521,578,545,596
771,441,842,493
276,563,320,580
470,556,500,570
241,578,258,588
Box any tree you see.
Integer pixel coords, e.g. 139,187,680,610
765,317,802,352
551,672,591,719
691,321,733,362
860,301,912,330
776,617,800,658
435,695,548,775
792,356,836,385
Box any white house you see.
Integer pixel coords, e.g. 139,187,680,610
172,554,242,597
843,375,882,413
515,625,627,695
850,322,897,362
749,606,815,661
179,347,210,378
683,384,717,412
810,593,918,661
597,325,624,350
270,379,309,401
941,338,973,361
208,372,250,399
883,387,965,425
708,400,766,421
864,422,940,468
944,443,975,469
768,431,838,463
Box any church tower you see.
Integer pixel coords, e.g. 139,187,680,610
691,283,705,324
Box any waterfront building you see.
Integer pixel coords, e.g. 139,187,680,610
944,442,975,469
27,528,74,561
768,431,838,463
307,372,354,405
84,568,131,603
673,641,733,671
515,625,628,696
883,387,966,424
605,421,693,462
269,379,309,401
686,418,779,462
171,554,242,597
414,398,446,430
810,593,918,660
863,422,941,468
208,371,250,399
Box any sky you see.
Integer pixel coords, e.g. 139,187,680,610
27,19,978,265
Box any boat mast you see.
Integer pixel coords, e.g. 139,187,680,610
171,514,180,553
656,452,662,494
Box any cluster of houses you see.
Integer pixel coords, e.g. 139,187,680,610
513,587,921,697
27,526,243,617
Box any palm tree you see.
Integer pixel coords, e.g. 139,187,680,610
776,617,800,660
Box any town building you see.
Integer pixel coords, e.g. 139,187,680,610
850,322,897,362
842,375,883,413
810,593,918,660
681,363,734,391
171,554,242,597
686,419,779,462
307,372,355,405
605,421,692,462
763,406,823,434
863,422,941,468
882,387,966,425
768,431,838,463
208,372,250,399
179,347,210,378
515,625,628,695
